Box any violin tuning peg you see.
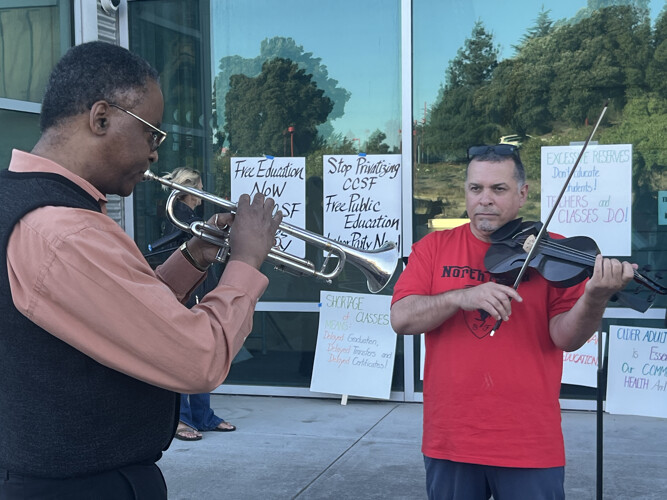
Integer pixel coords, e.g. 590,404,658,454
642,264,653,273
655,272,663,280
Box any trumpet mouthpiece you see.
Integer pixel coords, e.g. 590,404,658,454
143,170,157,181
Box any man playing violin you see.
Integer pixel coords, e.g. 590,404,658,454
391,144,635,500
0,42,281,498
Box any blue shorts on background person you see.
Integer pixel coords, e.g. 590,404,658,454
149,167,238,443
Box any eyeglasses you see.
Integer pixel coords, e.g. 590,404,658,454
467,144,518,160
109,103,167,152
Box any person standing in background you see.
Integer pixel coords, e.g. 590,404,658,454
157,167,237,441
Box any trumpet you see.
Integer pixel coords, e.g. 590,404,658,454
144,170,399,293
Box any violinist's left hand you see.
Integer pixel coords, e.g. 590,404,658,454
584,254,636,304
551,254,637,352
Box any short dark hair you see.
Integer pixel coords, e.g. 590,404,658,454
40,41,159,131
466,149,526,187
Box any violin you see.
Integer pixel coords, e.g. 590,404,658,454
484,217,666,313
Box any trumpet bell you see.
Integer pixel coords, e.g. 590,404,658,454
344,241,398,293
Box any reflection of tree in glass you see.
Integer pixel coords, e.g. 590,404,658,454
425,21,500,157
225,58,333,157
424,3,665,167
214,37,350,143
417,2,667,242
365,130,392,154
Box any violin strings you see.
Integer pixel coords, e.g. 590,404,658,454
518,236,597,264
525,238,664,291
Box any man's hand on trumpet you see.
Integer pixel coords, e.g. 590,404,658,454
185,193,283,271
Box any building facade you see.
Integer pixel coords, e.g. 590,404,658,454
1,0,665,404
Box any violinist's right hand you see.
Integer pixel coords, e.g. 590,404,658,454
391,282,523,336
455,282,523,322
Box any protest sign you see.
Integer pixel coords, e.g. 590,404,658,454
561,332,605,388
606,325,667,418
231,156,306,256
541,144,632,255
310,291,396,399
323,154,401,253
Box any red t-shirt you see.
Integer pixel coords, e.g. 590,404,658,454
392,224,585,468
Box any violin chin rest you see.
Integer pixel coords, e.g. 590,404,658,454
490,218,524,242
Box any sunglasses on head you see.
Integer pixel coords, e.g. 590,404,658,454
467,144,518,160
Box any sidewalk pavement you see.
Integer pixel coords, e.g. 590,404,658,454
158,395,666,500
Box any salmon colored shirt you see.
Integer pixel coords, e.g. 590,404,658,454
6,150,268,393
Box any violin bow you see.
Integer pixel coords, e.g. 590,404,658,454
491,102,609,336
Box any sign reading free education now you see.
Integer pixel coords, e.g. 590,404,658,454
310,291,396,399
541,144,632,256
231,156,306,257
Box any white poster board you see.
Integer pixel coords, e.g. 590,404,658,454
322,154,401,253
310,291,396,399
230,156,306,257
659,190,667,226
541,144,632,256
606,325,667,418
420,333,425,380
561,332,605,388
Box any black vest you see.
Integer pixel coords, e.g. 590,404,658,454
0,170,178,478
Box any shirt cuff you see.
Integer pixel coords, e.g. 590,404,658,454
219,260,269,301
156,247,207,299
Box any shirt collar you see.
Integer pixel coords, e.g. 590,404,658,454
9,149,108,211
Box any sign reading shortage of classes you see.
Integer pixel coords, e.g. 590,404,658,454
310,291,396,399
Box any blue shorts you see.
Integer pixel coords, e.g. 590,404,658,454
424,456,565,500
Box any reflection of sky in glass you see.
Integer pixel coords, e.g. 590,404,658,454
414,0,665,117
211,0,401,144
211,0,665,141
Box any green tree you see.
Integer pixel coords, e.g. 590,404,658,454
365,129,390,154
445,21,499,90
224,58,333,157
600,92,667,190
647,6,667,97
215,37,350,143
513,6,555,55
546,6,651,125
425,22,499,157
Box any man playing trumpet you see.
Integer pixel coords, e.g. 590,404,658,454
0,41,281,498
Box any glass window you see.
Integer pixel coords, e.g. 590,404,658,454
0,0,71,172
412,0,667,395
0,109,41,169
129,1,210,252
0,1,71,103
129,0,402,389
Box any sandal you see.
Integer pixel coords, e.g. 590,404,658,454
174,422,202,441
212,420,236,432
